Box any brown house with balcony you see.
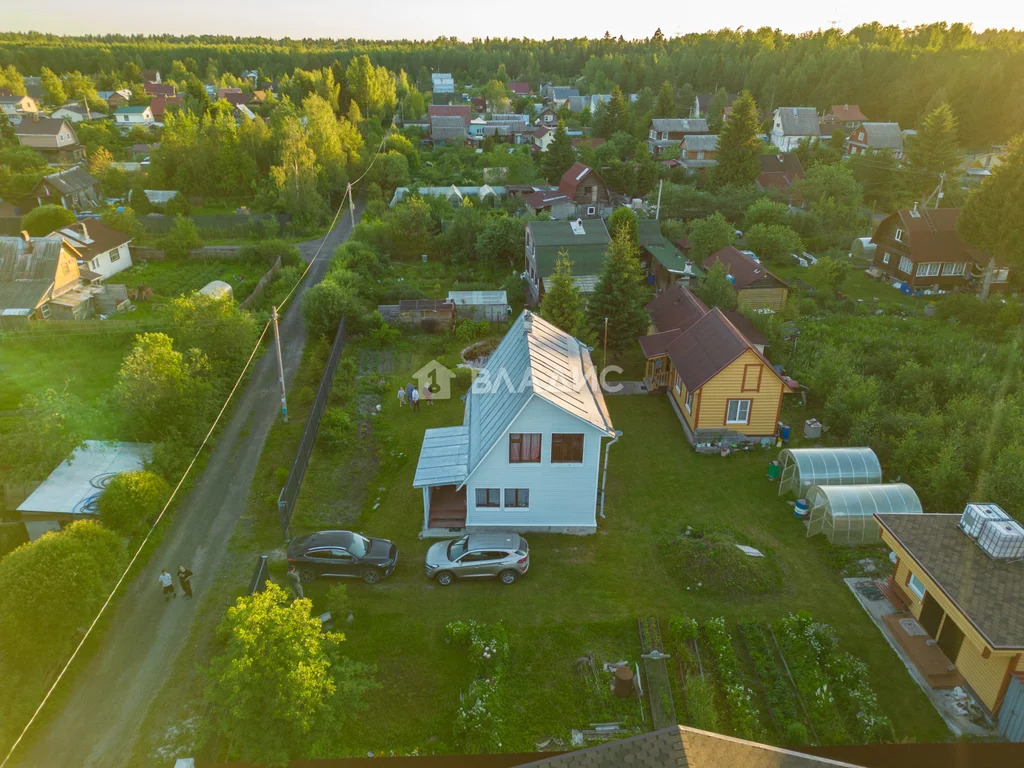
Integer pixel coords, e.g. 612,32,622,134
647,118,709,156
870,206,1006,292
13,117,86,163
0,234,98,320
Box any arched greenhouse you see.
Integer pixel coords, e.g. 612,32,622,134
806,483,923,545
777,447,882,496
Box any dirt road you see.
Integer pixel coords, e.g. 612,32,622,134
9,205,362,768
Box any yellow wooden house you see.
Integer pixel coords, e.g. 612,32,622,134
704,245,789,311
640,287,790,444
876,513,1024,722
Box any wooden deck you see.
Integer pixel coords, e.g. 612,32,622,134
882,612,964,689
428,484,467,529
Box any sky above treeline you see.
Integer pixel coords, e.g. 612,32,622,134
4,2,1023,41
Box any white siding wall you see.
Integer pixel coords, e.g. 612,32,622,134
465,397,606,532
89,244,133,280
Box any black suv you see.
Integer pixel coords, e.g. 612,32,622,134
287,530,398,584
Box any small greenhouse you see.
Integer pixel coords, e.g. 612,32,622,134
806,483,922,545
777,447,882,497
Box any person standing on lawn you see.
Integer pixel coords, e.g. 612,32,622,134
405,381,416,407
178,565,194,598
397,386,406,407
158,569,176,602
287,564,304,599
424,384,433,406
410,385,420,412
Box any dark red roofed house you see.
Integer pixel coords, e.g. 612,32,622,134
819,104,868,136
470,97,486,114
870,206,1008,292
757,153,805,191
638,284,790,444
524,163,613,219
220,91,249,107
140,70,161,84
149,95,183,122
143,82,175,98
704,246,789,311
507,81,531,96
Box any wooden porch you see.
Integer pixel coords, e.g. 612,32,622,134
643,356,673,392
427,484,467,529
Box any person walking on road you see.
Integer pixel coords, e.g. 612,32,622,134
397,386,406,407
411,385,420,412
159,569,176,602
178,565,194,598
287,564,304,599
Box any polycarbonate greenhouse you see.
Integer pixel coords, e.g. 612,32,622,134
806,483,923,545
777,447,882,497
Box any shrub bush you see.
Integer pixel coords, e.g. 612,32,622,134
659,525,781,596
98,470,171,537
319,408,354,450
240,239,302,268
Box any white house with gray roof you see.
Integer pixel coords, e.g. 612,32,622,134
413,311,619,536
770,107,821,151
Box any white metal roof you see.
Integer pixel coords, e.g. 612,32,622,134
413,426,469,488
447,290,508,306
18,441,153,516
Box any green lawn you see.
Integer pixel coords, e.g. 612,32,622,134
771,262,926,309
274,340,950,756
119,258,269,304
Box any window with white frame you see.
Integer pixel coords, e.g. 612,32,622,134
726,399,751,424
674,374,681,395
908,573,926,600
684,391,693,413
109,247,120,263
894,228,904,242
696,151,704,160
882,252,890,264
916,262,940,277
898,255,913,274
941,262,966,276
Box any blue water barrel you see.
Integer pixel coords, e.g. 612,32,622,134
794,498,810,518
778,423,791,441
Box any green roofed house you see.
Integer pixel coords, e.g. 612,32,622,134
638,220,704,291
524,218,611,305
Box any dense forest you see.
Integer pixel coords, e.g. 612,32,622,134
2,24,1024,146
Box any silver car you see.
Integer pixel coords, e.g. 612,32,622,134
425,532,529,586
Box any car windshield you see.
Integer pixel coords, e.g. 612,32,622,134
447,536,469,560
347,534,370,558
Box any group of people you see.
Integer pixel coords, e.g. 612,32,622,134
397,381,433,412
158,565,193,602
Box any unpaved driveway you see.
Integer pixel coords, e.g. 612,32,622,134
9,206,362,768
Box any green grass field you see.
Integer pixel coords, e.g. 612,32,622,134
270,337,950,756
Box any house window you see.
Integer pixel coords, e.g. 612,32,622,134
941,262,966,276
649,130,656,140
726,399,751,425
908,573,926,600
586,206,596,216
673,374,682,395
696,151,704,160
551,433,584,463
882,252,890,265
475,488,500,508
684,391,693,413
916,262,940,277
504,488,530,508
898,256,913,274
109,248,120,263
894,228,904,243
508,433,541,463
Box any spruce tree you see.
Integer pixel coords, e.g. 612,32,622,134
714,90,762,187
540,251,586,337
655,81,676,118
587,229,651,351
907,103,961,195
602,86,631,137
542,120,576,184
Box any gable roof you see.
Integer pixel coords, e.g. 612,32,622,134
638,221,703,278
526,219,611,279
683,134,719,152
705,246,789,291
549,86,579,100
665,308,783,392
776,107,821,137
518,725,857,767
853,122,904,152
759,153,805,178
876,514,1024,650
13,117,72,137
430,115,468,140
114,106,152,115
696,93,740,113
507,81,530,95
149,95,182,119
428,104,472,126
557,163,603,197
828,104,868,122
871,207,983,265
646,283,710,334
651,118,708,134
0,236,64,314
52,220,132,259
143,82,175,97
464,311,614,481
35,166,97,197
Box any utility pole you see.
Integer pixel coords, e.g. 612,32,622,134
347,182,356,228
654,178,663,221
272,306,288,422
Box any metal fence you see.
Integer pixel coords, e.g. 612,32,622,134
277,316,347,540
248,554,270,594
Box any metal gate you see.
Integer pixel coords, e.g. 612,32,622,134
999,674,1024,742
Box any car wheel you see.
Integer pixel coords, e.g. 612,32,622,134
499,569,518,585
298,567,317,583
436,571,454,586
361,568,382,585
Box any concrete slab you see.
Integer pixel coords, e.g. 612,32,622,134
844,577,996,738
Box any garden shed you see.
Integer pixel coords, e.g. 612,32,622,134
447,290,510,322
777,447,881,496
806,483,922,545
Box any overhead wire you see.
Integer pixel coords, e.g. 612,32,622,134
0,113,396,768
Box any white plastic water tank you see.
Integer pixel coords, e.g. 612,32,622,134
959,503,1010,539
977,519,1024,561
